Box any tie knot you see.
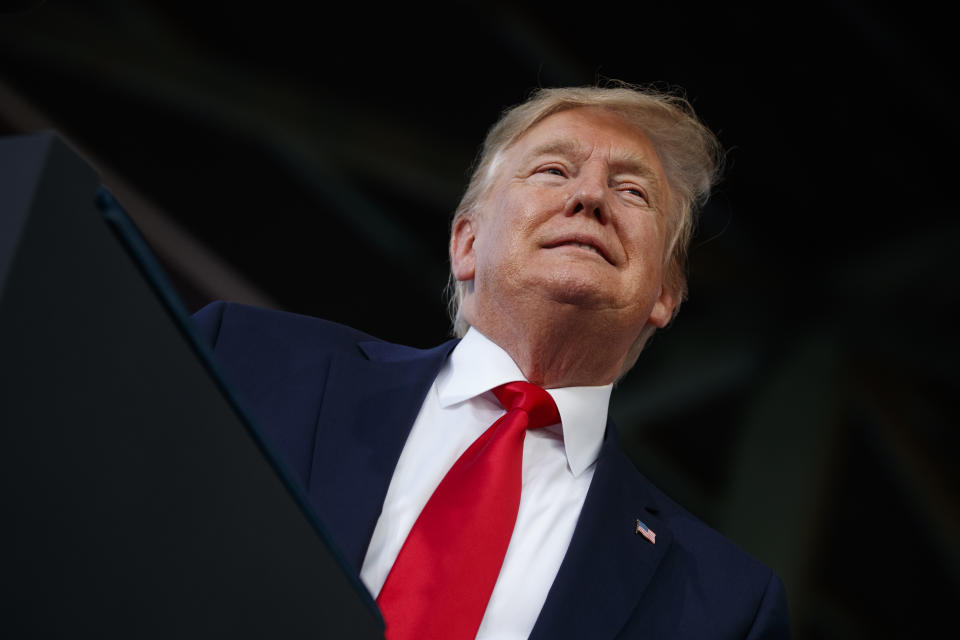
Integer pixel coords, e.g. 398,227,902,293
492,381,560,430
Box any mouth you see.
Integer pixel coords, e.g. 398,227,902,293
543,236,615,265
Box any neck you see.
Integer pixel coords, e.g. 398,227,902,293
468,302,637,388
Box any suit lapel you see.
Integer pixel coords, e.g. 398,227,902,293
306,338,458,573
529,422,674,640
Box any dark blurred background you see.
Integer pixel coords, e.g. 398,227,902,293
1,1,957,637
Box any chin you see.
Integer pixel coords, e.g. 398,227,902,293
539,273,614,309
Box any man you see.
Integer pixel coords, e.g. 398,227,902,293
193,84,789,639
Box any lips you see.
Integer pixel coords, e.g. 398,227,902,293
543,234,615,265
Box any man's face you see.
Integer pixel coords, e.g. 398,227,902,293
451,107,677,340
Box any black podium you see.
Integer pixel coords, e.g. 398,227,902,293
0,133,384,638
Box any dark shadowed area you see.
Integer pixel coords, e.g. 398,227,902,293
2,1,957,637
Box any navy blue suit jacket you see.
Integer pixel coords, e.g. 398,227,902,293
192,301,790,639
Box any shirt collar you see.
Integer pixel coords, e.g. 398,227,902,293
436,327,612,477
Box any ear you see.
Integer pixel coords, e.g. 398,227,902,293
450,215,478,282
647,283,678,329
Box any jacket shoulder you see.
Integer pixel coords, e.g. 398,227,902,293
192,301,382,357
625,458,790,638
188,302,404,488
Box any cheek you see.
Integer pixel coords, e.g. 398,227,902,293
473,186,559,275
623,215,669,259
478,200,534,253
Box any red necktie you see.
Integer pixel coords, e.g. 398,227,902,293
376,381,561,640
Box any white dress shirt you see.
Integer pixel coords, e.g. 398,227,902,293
360,328,612,639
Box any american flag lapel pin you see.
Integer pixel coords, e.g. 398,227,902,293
635,519,656,544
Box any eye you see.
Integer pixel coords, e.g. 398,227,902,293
537,165,566,177
622,186,649,204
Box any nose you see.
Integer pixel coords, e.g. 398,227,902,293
565,169,608,224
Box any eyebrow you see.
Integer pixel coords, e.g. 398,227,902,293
609,156,662,191
527,139,584,160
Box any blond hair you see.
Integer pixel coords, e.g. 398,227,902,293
447,83,723,371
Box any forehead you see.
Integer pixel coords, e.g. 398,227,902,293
505,107,664,172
